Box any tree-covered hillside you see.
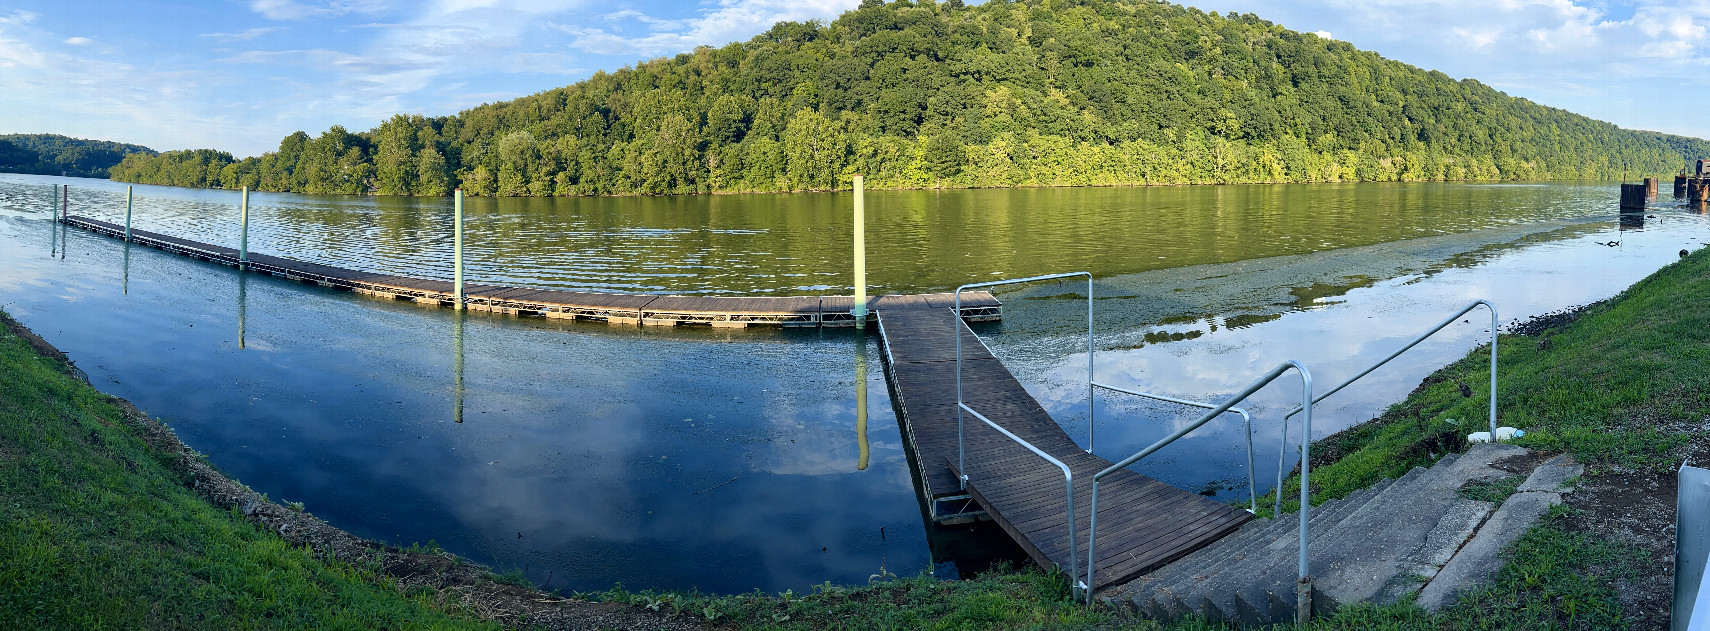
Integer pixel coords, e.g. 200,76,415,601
110,0,1708,196
0,134,155,178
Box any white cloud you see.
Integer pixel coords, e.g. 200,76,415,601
1312,30,1332,39
1452,27,1500,48
200,27,283,43
0,10,37,25
1192,0,1710,137
249,0,390,21
62,36,92,45
560,0,859,57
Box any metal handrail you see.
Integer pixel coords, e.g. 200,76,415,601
1086,360,1314,618
959,403,1084,598
1090,381,1257,514
955,272,1093,485
1269,300,1499,515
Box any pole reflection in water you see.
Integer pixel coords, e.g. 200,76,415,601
237,272,247,349
122,242,130,295
856,330,869,471
48,185,57,257
453,310,465,424
59,185,67,261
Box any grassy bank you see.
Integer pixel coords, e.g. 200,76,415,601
1264,246,1710,516
7,248,1703,629
0,312,500,629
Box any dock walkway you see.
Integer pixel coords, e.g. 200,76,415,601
876,308,1251,591
61,215,999,326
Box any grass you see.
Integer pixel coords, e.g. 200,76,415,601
1459,475,1525,506
578,565,1135,630
557,515,1638,631
6,248,1705,629
1259,247,1710,518
0,312,500,630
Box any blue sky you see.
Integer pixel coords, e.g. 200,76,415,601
1,0,1706,157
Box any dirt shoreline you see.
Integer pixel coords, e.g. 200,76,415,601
1,310,703,631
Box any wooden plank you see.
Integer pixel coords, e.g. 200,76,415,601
878,306,1250,591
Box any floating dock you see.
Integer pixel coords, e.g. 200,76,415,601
875,308,1252,591
61,215,1000,327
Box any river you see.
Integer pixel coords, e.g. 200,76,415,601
1,173,1704,594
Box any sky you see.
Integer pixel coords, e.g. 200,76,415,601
0,0,1706,158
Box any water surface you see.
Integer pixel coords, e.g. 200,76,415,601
4,173,1706,594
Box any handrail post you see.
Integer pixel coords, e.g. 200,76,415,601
1296,365,1314,625
1243,409,1257,514
1275,299,1504,513
1086,274,1095,456
956,289,966,488
953,271,1092,489
1086,361,1313,606
1487,302,1499,437
1277,418,1289,516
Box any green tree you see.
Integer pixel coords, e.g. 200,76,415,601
783,110,845,190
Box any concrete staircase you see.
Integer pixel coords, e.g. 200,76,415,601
1104,443,1583,626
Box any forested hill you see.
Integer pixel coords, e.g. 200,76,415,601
111,0,1708,196
0,134,155,178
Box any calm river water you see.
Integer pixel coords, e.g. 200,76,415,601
2,173,1706,594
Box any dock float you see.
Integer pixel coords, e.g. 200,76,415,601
876,308,1252,591
60,215,1000,326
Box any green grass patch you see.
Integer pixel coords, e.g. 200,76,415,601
1258,248,1710,517
582,564,1139,630
1460,475,1526,507
0,311,500,630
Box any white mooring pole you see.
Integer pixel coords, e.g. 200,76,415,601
454,189,464,310
852,175,866,328
239,186,250,269
124,186,133,242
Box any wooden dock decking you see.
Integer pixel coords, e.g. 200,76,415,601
60,215,1000,326
876,308,1252,591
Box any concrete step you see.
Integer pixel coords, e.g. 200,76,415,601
1181,479,1398,622
1117,496,1317,609
1224,465,1436,625
1120,503,1296,599
1113,445,1548,627
1171,473,1415,625
1290,447,1522,610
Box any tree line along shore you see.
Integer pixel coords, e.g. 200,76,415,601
106,0,1708,198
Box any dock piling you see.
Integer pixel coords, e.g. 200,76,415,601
125,186,133,242
239,186,250,269
852,175,867,328
1619,183,1647,212
454,189,465,310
